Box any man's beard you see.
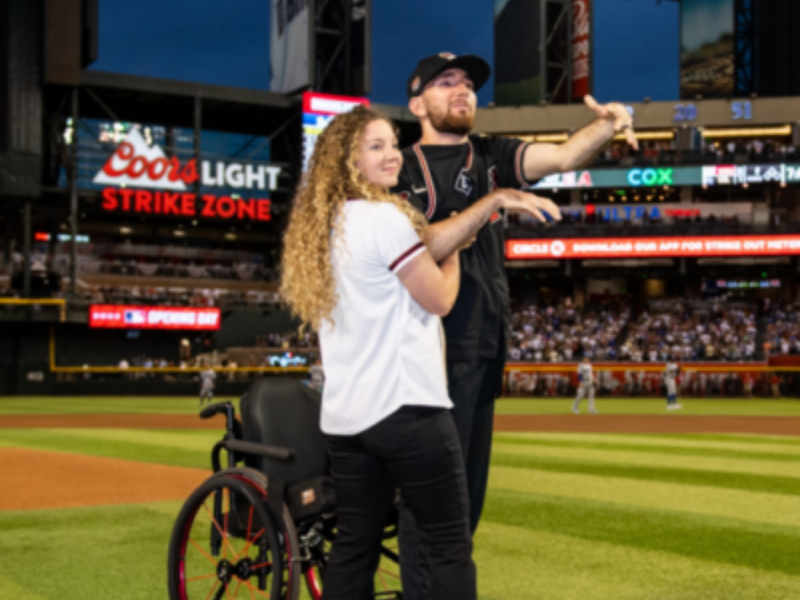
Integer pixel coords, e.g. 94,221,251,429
429,107,475,136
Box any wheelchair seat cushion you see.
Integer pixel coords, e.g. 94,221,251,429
240,377,329,484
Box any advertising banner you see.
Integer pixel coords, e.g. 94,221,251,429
572,0,591,100
89,305,221,330
506,234,800,260
680,0,734,98
76,122,281,222
270,0,311,93
533,166,699,189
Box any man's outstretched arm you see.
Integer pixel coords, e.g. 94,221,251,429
522,95,638,182
425,190,561,262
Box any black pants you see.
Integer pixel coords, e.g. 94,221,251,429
322,406,475,600
398,355,505,600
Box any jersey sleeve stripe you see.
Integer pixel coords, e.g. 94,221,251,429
389,242,425,272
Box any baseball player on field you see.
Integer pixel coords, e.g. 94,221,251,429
572,357,598,414
199,366,216,405
663,360,682,410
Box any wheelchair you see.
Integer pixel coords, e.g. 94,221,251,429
167,377,403,600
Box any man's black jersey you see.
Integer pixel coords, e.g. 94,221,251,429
392,134,532,361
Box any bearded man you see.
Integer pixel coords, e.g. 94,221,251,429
392,52,637,600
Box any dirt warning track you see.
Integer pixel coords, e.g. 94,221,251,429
2,413,800,436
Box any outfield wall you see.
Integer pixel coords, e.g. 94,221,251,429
4,324,800,397
506,362,800,398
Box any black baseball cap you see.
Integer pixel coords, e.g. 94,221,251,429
407,52,491,99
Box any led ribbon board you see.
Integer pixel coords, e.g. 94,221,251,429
531,164,800,189
506,235,800,260
89,305,221,330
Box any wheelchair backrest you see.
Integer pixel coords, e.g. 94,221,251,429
239,377,329,484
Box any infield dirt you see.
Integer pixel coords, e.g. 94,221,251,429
0,447,208,510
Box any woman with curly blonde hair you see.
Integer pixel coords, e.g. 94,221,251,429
281,105,475,600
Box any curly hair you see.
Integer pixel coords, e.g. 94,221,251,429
280,105,428,329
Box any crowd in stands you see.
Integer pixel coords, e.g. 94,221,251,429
704,139,797,164
117,356,172,369
76,285,282,309
0,279,282,310
50,241,278,282
507,297,767,363
618,300,759,361
507,298,630,361
591,137,797,168
255,330,319,349
763,302,800,355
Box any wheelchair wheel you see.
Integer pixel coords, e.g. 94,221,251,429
168,470,301,600
301,524,403,600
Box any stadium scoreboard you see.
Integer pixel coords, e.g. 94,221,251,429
302,92,369,171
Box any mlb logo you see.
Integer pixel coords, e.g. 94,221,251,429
124,310,145,325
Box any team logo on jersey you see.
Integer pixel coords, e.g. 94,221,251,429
454,168,472,196
439,52,456,60
488,165,499,192
397,191,410,201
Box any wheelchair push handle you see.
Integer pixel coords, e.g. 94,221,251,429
211,439,295,473
199,402,231,420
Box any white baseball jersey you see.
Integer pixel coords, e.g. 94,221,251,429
200,369,216,389
577,363,593,387
663,362,678,394
318,201,452,435
663,362,679,383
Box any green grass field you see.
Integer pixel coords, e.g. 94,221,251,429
2,397,800,599
1,397,799,416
